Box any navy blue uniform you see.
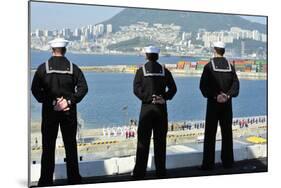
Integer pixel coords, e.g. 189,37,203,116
133,61,177,178
200,57,239,169
31,56,88,185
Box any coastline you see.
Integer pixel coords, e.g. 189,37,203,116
30,65,267,80
31,48,210,59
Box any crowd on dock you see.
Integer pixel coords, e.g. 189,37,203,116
102,119,138,138
100,116,267,138
169,116,266,131
234,116,266,128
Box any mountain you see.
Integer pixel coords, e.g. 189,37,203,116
101,8,266,33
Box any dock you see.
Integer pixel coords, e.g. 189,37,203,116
29,116,267,186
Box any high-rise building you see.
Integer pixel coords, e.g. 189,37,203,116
87,25,94,34
35,29,43,37
93,24,104,37
241,40,245,57
188,40,192,48
93,25,98,36
182,32,186,41
261,34,267,42
62,28,71,38
80,35,86,43
252,30,260,41
84,28,90,40
106,24,113,34
74,28,81,37
98,24,104,34
44,30,52,37
245,30,253,39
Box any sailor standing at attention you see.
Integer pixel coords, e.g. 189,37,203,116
31,38,88,186
132,46,177,179
199,41,239,170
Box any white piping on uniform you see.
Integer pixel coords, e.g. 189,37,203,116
45,61,73,74
211,59,232,72
142,64,165,77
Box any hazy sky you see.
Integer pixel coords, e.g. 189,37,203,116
30,1,266,31
30,2,124,30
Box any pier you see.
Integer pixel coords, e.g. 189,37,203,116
30,115,267,185
79,65,267,80
30,116,267,159
31,64,267,80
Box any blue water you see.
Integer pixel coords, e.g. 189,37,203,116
30,50,200,68
30,51,267,129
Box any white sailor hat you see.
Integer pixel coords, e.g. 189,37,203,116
48,38,69,48
213,41,225,49
144,46,160,54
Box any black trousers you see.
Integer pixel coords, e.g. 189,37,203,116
202,99,234,168
133,104,168,178
38,106,81,185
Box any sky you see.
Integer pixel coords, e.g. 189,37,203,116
30,2,124,30
30,1,266,31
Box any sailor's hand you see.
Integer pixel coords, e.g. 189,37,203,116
54,97,62,111
217,92,228,103
62,107,70,111
54,97,69,111
152,94,157,104
154,96,166,104
216,94,225,103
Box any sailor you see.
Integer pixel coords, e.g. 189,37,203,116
31,38,88,186
199,41,239,170
132,46,177,179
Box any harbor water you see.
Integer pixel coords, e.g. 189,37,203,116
30,51,267,129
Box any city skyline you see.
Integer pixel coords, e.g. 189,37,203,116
31,1,266,31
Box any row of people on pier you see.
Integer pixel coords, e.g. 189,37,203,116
169,116,266,131
102,126,137,138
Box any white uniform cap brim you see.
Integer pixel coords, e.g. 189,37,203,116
213,41,225,49
48,38,69,48
144,46,160,54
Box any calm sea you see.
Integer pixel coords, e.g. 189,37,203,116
30,51,267,129
30,50,200,68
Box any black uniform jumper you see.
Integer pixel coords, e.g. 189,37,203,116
31,56,88,185
133,61,177,178
199,57,239,169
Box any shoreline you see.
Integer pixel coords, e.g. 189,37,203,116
31,48,265,61
30,65,267,80
31,48,210,59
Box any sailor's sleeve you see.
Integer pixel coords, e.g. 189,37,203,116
227,65,240,97
68,65,88,104
163,69,177,100
199,64,215,98
31,65,46,103
133,68,147,102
